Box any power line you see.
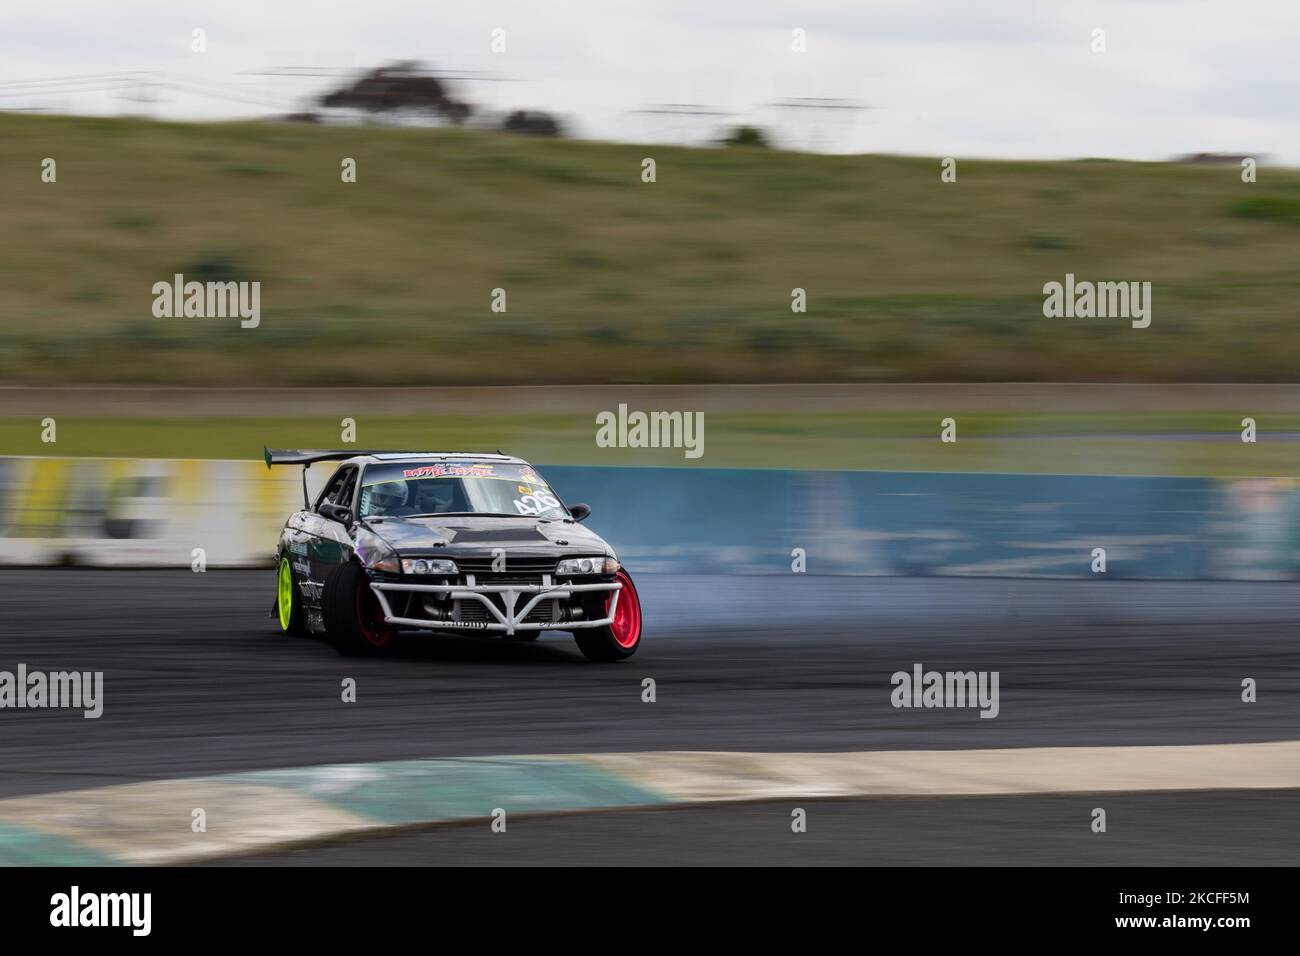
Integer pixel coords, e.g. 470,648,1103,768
762,97,872,152
0,70,150,89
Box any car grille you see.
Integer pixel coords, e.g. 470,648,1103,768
456,601,493,623
456,556,558,576
466,574,546,586
524,599,560,624
454,597,560,625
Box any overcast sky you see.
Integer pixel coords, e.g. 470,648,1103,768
3,0,1297,162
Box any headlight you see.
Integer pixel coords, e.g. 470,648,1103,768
355,529,400,573
401,558,458,575
557,556,618,575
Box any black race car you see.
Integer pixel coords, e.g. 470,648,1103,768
265,449,642,661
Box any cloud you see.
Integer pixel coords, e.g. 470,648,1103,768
1,0,1295,161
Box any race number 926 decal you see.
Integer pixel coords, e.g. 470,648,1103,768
513,490,561,515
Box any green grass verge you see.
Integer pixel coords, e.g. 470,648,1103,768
3,412,1297,477
2,114,1300,385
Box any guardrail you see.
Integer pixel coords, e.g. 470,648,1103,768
0,457,1296,579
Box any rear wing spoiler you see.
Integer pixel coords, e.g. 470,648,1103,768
263,447,515,469
263,448,370,470
264,448,365,508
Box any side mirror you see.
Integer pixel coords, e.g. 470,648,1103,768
569,502,591,522
319,502,353,524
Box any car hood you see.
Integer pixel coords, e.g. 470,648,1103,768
363,514,611,555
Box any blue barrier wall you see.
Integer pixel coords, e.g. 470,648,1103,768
2,458,1296,578
545,466,1300,580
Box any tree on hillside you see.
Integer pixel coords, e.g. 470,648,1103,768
722,125,771,148
501,110,565,137
319,62,472,124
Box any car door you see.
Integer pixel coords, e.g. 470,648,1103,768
303,465,358,606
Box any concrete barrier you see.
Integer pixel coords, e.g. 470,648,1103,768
0,457,1297,579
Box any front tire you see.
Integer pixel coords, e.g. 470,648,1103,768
574,569,642,662
276,555,306,635
322,561,397,656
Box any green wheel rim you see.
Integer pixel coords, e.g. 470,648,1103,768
277,557,293,631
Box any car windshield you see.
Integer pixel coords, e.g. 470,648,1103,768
358,461,569,520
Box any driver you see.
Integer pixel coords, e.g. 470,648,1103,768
411,479,463,514
368,480,413,516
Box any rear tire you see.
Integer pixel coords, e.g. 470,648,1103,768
322,561,397,656
276,555,306,636
574,569,642,662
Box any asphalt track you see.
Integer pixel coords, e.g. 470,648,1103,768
1,570,1297,863
217,790,1300,866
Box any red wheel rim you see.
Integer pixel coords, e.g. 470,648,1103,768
607,569,642,649
356,580,395,648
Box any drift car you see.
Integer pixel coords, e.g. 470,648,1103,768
265,449,642,661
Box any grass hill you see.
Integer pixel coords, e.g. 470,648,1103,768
2,114,1299,385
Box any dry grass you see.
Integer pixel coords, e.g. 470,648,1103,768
2,114,1299,385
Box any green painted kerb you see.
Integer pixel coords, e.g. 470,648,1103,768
234,757,671,824
0,755,673,866
0,822,118,866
